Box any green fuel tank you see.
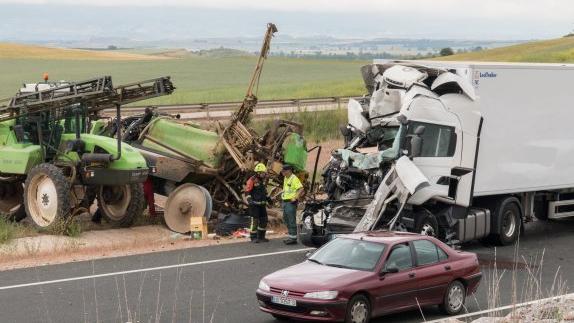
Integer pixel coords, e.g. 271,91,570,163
139,118,225,169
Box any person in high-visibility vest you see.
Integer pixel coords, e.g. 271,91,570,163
281,164,304,245
245,163,271,243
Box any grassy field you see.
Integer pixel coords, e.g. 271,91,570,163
0,42,162,61
441,36,574,63
0,43,366,104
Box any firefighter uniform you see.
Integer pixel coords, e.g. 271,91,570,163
245,163,270,243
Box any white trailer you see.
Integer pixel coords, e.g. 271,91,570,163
354,60,574,245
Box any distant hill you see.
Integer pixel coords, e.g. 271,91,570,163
439,37,574,63
153,47,253,58
0,42,167,60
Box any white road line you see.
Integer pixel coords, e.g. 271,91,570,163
0,248,313,291
427,292,574,322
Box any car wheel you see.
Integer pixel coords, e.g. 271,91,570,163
271,314,290,321
440,280,466,315
345,294,371,323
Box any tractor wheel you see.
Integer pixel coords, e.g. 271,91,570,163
0,180,26,222
24,164,72,229
97,184,145,227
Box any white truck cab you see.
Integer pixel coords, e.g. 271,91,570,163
354,60,574,245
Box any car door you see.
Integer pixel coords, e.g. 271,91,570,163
372,242,419,316
412,239,453,305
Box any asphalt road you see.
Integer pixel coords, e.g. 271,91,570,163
0,217,573,323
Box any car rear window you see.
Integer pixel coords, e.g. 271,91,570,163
309,238,386,271
413,240,445,266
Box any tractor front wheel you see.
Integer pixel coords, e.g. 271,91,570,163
97,184,145,227
24,164,72,229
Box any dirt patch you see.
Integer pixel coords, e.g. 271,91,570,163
306,139,343,174
0,224,287,271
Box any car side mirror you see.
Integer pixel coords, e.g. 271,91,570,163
305,251,314,258
380,266,399,276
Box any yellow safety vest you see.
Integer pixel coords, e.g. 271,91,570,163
282,174,303,201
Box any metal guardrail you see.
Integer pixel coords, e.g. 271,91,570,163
103,96,360,120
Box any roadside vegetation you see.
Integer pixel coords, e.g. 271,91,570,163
252,108,347,143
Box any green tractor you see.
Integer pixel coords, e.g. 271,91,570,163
0,76,174,229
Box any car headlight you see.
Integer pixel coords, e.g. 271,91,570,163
303,291,338,300
258,280,270,292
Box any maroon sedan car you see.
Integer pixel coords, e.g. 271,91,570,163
256,231,481,322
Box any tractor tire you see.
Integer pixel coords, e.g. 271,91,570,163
24,164,72,230
0,180,26,222
97,183,145,227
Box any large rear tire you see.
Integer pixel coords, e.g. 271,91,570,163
0,180,26,222
97,184,145,227
492,197,521,246
24,164,72,229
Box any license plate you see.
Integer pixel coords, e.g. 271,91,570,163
271,296,297,307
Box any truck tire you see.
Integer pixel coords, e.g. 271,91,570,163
0,181,26,222
24,164,72,229
97,184,145,227
492,197,521,246
414,209,440,238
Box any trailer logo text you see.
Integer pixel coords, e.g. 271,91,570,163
473,71,498,88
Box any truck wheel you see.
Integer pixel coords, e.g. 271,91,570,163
0,181,26,222
97,184,145,227
492,198,521,246
24,164,72,229
414,210,440,238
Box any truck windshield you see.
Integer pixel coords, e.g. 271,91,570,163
308,238,386,271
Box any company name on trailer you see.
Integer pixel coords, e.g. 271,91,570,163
479,71,497,78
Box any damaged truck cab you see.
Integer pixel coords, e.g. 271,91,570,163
303,60,574,247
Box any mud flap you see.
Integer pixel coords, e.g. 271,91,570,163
354,156,429,232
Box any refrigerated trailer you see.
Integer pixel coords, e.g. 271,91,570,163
348,60,574,246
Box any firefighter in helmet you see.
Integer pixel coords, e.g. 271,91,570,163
245,163,271,243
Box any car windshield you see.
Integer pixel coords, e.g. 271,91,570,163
309,238,386,271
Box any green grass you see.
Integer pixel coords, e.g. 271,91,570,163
0,217,35,244
252,109,347,143
439,37,574,63
0,56,366,104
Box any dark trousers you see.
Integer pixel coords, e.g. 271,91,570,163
282,201,297,239
249,205,268,240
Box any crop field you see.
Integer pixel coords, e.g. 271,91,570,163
0,43,367,104
441,36,574,63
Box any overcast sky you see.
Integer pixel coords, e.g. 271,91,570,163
0,0,572,40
